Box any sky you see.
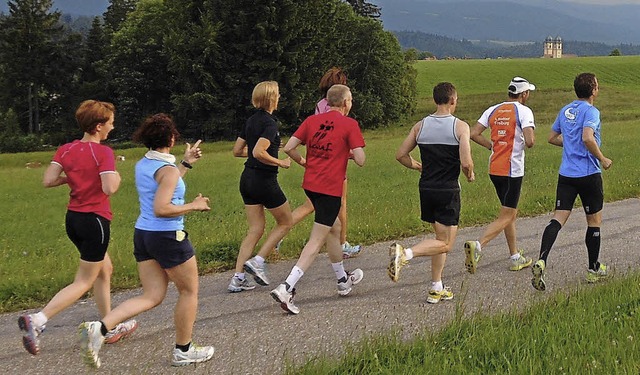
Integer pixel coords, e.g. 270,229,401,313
563,0,640,3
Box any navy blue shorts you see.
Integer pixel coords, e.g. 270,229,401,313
133,229,195,269
489,175,523,209
239,168,287,209
555,173,603,214
304,189,342,227
65,210,110,262
419,189,460,226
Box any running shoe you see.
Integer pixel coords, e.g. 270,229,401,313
387,243,408,282
270,284,300,315
426,286,454,304
586,263,609,283
18,314,44,355
509,251,533,271
78,321,104,368
342,242,362,259
244,258,270,286
227,276,256,293
464,240,482,274
172,344,215,366
337,269,364,296
104,319,138,344
531,259,546,291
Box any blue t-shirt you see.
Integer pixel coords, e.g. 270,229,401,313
134,157,186,231
552,100,601,177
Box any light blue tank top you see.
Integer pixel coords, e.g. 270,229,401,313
134,157,186,231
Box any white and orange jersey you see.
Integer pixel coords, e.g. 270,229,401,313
478,101,535,177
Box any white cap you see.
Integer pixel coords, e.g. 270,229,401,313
508,77,536,94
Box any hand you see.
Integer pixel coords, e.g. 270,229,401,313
467,171,475,182
184,140,203,164
280,157,291,169
412,160,422,172
299,157,306,167
192,193,211,211
601,157,612,170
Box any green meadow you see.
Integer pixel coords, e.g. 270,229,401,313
1,56,639,314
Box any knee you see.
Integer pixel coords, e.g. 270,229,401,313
98,261,113,280
247,226,265,239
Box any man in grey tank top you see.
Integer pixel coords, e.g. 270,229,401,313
387,82,475,304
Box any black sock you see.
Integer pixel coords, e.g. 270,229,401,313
540,219,562,262
99,321,109,336
176,342,191,352
586,227,601,270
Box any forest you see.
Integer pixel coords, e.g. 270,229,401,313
0,0,417,152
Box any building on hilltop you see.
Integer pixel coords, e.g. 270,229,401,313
543,36,562,58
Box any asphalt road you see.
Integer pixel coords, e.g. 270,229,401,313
1,198,638,375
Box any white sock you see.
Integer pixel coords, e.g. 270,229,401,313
234,272,245,280
510,253,521,261
431,280,443,292
284,266,304,291
32,312,48,328
475,241,482,252
254,255,265,267
331,261,347,281
405,248,414,260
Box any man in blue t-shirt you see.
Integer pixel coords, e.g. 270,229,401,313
531,73,613,291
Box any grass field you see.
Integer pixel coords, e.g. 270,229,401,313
289,271,640,374
0,56,639,312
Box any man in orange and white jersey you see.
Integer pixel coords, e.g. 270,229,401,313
464,77,536,274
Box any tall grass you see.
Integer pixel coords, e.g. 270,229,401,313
1,56,639,312
288,271,640,374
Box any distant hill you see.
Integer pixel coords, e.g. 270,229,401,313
373,0,640,45
394,31,640,59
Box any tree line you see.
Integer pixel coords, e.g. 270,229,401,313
0,0,416,152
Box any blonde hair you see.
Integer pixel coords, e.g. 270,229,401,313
251,81,279,111
75,100,115,134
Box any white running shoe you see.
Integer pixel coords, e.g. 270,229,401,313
270,284,300,315
244,258,270,286
337,269,364,296
18,314,44,355
78,321,104,368
227,276,256,293
104,319,138,344
172,343,215,366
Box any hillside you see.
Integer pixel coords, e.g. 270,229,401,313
372,0,640,45
395,31,640,58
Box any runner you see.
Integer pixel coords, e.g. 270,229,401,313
229,81,293,292
532,72,612,291
464,77,536,274
78,113,213,368
270,84,365,314
18,100,137,356
388,82,474,304
288,67,362,259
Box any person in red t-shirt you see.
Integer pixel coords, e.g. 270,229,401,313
270,84,365,314
289,67,362,258
18,100,137,356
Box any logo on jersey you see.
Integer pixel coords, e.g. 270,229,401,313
564,107,577,121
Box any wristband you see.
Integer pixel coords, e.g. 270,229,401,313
180,160,193,169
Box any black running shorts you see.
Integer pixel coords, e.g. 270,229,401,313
419,189,460,226
65,210,110,262
555,173,604,214
304,189,342,227
489,175,523,209
239,167,287,209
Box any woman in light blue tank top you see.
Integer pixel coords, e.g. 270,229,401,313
77,114,215,368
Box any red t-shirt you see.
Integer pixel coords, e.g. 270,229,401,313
52,140,116,220
293,111,365,197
